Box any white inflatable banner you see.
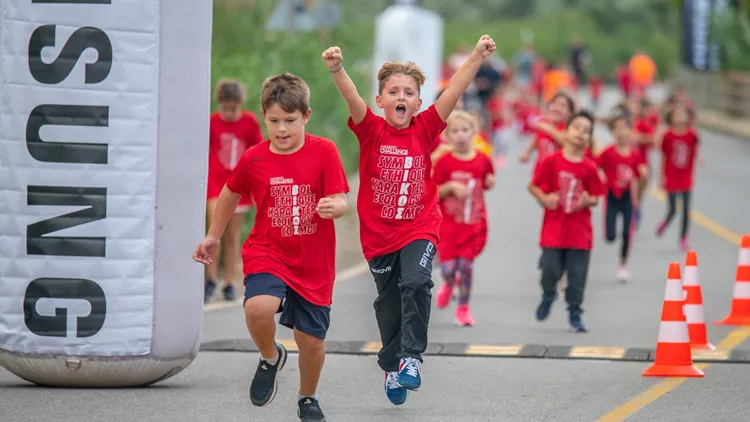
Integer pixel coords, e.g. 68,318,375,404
0,1,159,356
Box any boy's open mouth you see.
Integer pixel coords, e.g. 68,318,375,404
396,104,406,116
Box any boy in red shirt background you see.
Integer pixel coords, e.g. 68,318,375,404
596,110,649,282
194,73,349,421
528,110,606,333
324,35,496,405
205,79,265,303
432,111,496,327
657,104,702,250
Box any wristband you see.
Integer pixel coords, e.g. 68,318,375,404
329,63,343,73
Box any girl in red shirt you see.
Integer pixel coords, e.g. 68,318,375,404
205,80,265,303
656,104,702,250
596,111,649,282
519,92,575,168
628,96,657,228
433,111,496,327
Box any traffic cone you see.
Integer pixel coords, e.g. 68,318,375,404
642,262,704,378
714,234,750,326
683,251,715,350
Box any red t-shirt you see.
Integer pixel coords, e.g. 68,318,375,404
532,151,606,250
590,78,603,99
534,120,565,168
634,117,656,160
433,152,494,262
661,128,700,192
225,134,350,306
348,105,447,260
208,111,264,203
596,145,645,198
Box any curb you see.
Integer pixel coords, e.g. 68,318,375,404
696,112,750,142
200,339,750,364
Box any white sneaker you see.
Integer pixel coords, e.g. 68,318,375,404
616,266,630,282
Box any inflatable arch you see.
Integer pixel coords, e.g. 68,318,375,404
0,0,211,387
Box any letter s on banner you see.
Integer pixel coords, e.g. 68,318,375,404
0,1,158,357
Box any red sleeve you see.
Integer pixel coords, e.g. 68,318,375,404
246,113,264,147
347,107,382,147
586,162,607,196
320,140,350,197
416,105,448,152
226,151,252,196
531,156,552,192
485,153,495,175
432,155,450,185
692,130,700,147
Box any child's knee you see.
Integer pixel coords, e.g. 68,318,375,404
295,330,325,353
244,295,280,320
605,232,616,243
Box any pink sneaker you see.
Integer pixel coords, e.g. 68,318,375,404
436,284,454,309
656,221,667,238
680,237,690,251
455,305,475,326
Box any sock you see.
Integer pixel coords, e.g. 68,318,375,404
262,351,279,366
298,393,318,402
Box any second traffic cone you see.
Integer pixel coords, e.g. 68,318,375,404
683,251,715,350
714,234,750,326
643,262,704,378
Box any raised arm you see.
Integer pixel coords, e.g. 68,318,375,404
323,46,368,124
434,35,496,121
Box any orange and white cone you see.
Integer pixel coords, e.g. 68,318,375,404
714,234,750,326
643,262,704,378
683,251,715,350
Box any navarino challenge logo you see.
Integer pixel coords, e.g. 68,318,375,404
380,145,408,156
270,176,294,185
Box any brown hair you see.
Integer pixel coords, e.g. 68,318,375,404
377,61,426,95
549,91,575,113
215,79,246,104
260,72,310,114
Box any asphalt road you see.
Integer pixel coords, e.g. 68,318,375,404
3,86,750,422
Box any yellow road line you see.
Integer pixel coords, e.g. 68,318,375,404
597,193,749,421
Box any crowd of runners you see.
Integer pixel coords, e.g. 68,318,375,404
191,34,700,421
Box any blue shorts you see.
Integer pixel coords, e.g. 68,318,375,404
243,273,331,340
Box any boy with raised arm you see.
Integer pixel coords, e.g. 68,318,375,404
322,35,496,405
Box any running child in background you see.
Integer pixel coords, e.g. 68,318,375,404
433,111,496,327
486,84,512,168
205,79,265,303
528,110,606,333
193,73,350,422
629,96,657,228
596,110,649,282
657,104,703,250
519,92,576,169
513,88,543,144
324,35,497,405
589,75,603,112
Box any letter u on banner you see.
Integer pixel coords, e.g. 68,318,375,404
0,0,159,356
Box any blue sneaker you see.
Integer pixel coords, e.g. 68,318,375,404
569,308,587,333
204,280,217,303
222,284,236,301
535,294,556,321
384,371,408,405
397,357,422,391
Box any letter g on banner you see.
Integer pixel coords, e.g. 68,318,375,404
24,278,106,338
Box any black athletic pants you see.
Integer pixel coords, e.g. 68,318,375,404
368,239,436,372
605,191,634,261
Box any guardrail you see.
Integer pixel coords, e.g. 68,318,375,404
676,66,750,119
